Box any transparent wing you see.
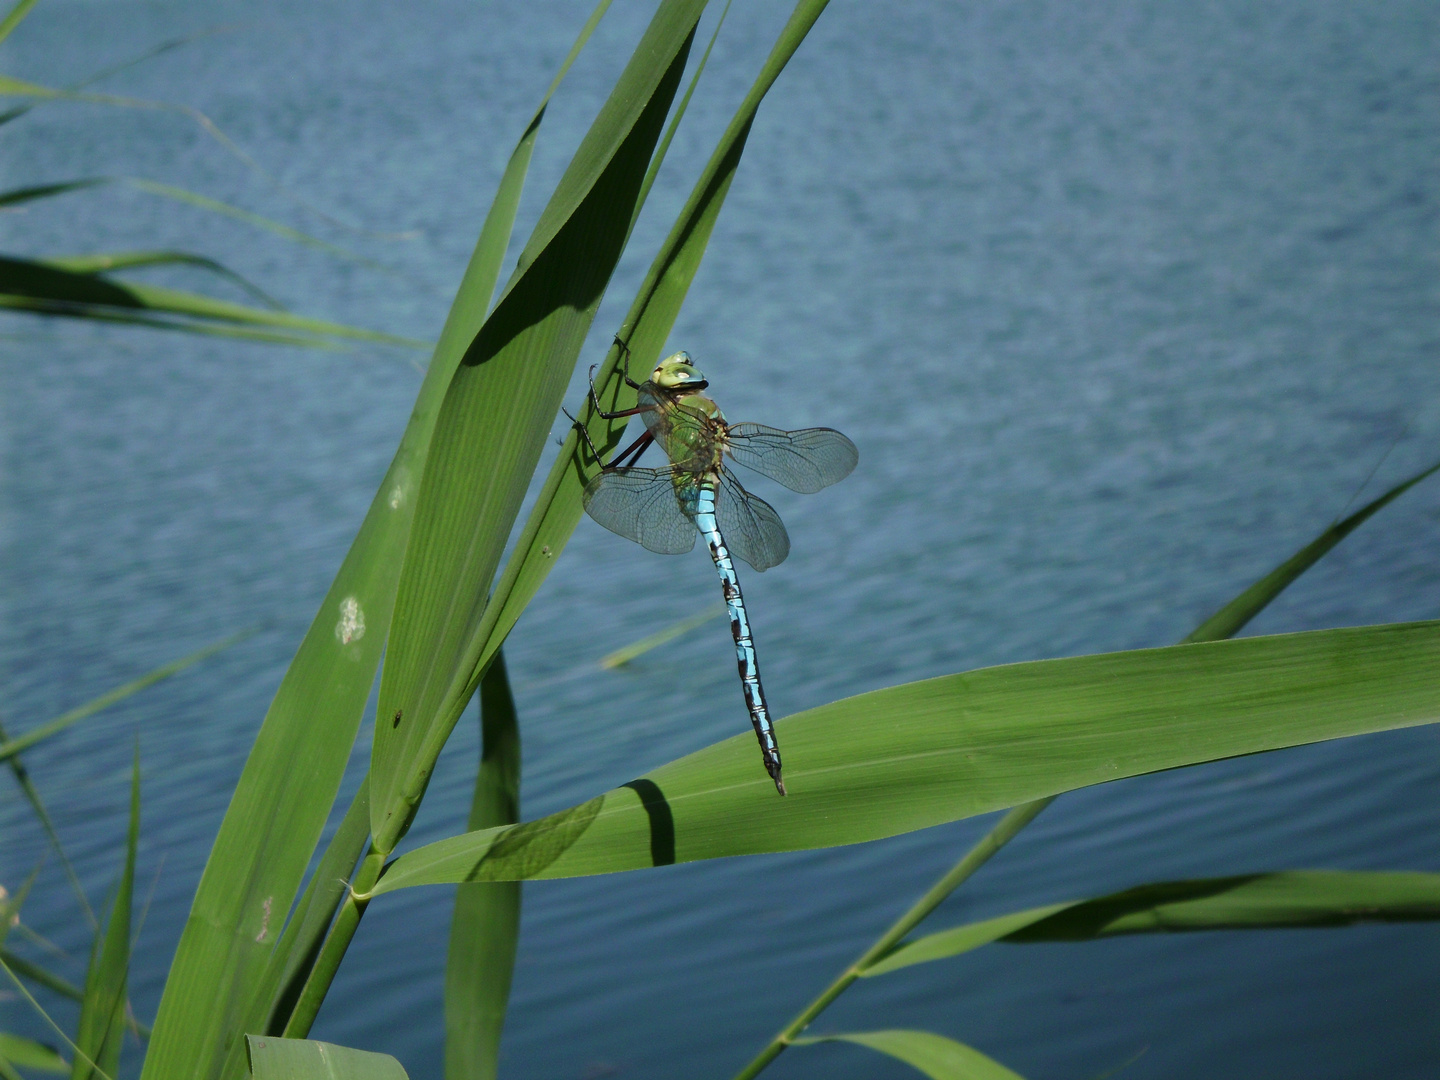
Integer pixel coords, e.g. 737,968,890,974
582,466,697,556
716,468,790,572
636,384,671,440
725,423,858,494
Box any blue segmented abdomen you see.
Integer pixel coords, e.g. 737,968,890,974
692,478,786,795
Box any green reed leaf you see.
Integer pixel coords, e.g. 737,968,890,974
39,251,284,309
0,630,249,765
1185,458,1440,643
0,256,422,347
791,1030,1026,1080
0,0,37,45
365,621,1440,891
245,1037,406,1080
0,1033,67,1074
142,7,612,1074
369,0,705,854
0,951,82,1002
470,0,832,688
444,653,521,1080
70,751,138,1080
862,871,1440,977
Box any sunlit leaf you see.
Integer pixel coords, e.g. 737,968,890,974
245,1037,406,1080
791,1030,1025,1080
366,622,1440,891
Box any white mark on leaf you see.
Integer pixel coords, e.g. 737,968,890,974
389,484,406,510
256,895,272,942
336,596,366,645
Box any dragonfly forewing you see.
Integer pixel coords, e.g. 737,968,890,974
724,422,858,494
582,466,698,556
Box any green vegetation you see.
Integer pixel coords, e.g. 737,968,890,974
1,2,1435,1078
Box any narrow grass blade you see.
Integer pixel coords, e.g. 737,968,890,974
369,0,704,855
0,0,36,44
0,177,382,271
0,713,97,928
245,1038,406,1080
0,955,106,1080
0,1034,67,1074
444,653,521,1080
791,1031,1025,1080
599,606,725,669
1186,458,1440,643
142,7,606,1073
471,0,832,686
862,871,1440,977
0,951,82,1002
257,784,371,1039
0,256,422,347
0,179,109,209
0,631,248,765
70,751,138,1080
40,252,284,309
366,621,1440,891
0,297,340,347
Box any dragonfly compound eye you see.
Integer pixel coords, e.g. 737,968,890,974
652,351,708,390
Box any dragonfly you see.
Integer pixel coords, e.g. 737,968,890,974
569,343,857,795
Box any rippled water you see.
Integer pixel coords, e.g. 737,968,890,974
3,2,1439,1077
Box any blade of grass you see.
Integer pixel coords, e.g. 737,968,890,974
0,713,96,928
0,0,36,44
0,1034,68,1074
0,256,423,347
245,1037,407,1080
734,455,1440,1077
1184,458,1440,642
282,6,706,1035
863,871,1440,976
599,606,725,669
0,177,387,272
0,956,108,1080
791,1031,1025,1080
469,0,833,689
444,652,521,1080
0,630,249,765
0,297,343,347
368,0,705,856
365,621,1440,893
70,749,138,1080
39,252,284,309
0,179,109,209
140,6,610,1073
0,950,82,1002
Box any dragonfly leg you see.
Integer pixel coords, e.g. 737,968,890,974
563,408,607,466
610,431,654,470
565,410,654,472
587,365,651,421
612,334,644,390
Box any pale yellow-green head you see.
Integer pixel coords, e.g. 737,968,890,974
650,351,708,391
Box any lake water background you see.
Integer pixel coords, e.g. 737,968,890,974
2,2,1439,1077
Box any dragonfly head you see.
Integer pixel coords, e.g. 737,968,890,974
651,351,708,391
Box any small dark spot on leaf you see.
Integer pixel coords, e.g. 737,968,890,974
392,709,403,729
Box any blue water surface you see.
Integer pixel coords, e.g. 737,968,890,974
2,2,1439,1077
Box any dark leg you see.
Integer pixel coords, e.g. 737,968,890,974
563,408,607,465
612,334,643,390
611,431,654,469
587,363,650,421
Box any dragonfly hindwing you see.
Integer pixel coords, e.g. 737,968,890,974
715,468,790,572
582,467,698,556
